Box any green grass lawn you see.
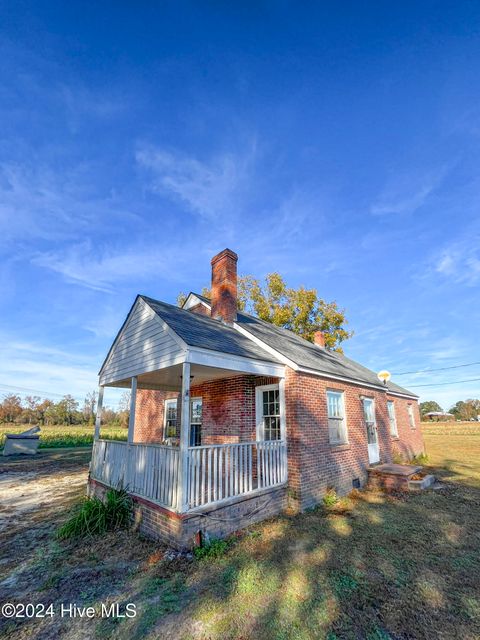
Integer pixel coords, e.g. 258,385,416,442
1,426,479,640
0,423,127,448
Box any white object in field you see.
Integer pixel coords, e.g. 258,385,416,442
3,425,41,456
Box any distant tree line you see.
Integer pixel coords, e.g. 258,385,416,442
0,392,130,427
420,399,480,421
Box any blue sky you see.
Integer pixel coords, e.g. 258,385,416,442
1,1,480,411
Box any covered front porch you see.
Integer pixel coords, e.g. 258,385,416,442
90,357,288,516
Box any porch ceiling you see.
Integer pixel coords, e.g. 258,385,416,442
104,362,277,391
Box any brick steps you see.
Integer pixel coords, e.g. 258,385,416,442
367,463,430,491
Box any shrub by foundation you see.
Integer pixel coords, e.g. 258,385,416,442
57,489,132,540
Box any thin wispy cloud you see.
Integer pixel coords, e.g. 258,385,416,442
59,84,128,133
32,240,197,292
0,163,85,244
0,335,98,401
136,144,256,221
0,37,129,131
433,233,480,286
370,166,450,216
0,162,139,247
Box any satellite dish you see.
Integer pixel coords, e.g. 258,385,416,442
377,370,391,385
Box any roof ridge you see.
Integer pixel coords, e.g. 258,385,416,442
179,293,418,398
190,291,328,350
141,293,285,345
141,294,225,328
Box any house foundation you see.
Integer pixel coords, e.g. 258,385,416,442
88,478,287,550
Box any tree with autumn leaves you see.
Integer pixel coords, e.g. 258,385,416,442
179,272,353,352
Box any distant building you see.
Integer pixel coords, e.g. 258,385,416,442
424,411,454,422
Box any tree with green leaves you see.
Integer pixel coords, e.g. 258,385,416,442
419,400,443,418
0,394,23,423
178,273,353,352
55,395,79,425
450,399,480,421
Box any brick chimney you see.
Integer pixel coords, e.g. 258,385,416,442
313,331,326,348
210,248,238,324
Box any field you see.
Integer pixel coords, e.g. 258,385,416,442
422,421,480,487
0,424,127,449
0,425,479,640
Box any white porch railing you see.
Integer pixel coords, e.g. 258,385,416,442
90,439,287,512
187,440,287,509
90,439,180,510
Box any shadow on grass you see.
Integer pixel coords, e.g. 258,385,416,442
105,476,480,640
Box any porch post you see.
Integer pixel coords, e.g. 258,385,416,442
279,378,287,441
124,377,138,490
127,376,137,444
94,386,104,441
279,377,288,483
178,361,191,512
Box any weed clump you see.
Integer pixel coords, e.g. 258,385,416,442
57,489,132,539
323,488,338,508
193,537,231,560
410,453,429,465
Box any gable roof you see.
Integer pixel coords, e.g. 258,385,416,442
140,295,283,365
184,292,418,399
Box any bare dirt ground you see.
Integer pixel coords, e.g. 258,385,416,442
0,449,91,588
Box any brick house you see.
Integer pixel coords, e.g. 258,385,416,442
88,248,424,548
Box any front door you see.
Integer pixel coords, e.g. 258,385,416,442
362,398,380,464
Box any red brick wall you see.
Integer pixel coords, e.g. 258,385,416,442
284,368,424,508
134,371,424,508
134,389,179,443
387,394,424,461
134,376,279,445
190,375,279,444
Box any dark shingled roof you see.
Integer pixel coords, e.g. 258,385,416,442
140,295,283,365
188,292,418,398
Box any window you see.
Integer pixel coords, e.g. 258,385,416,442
387,401,398,437
256,385,281,441
190,398,202,446
164,399,177,438
164,397,203,444
408,404,416,429
327,390,347,444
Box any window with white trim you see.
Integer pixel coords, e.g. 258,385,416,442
256,384,281,441
387,400,398,437
327,390,348,445
164,398,177,438
190,398,202,446
408,404,416,429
